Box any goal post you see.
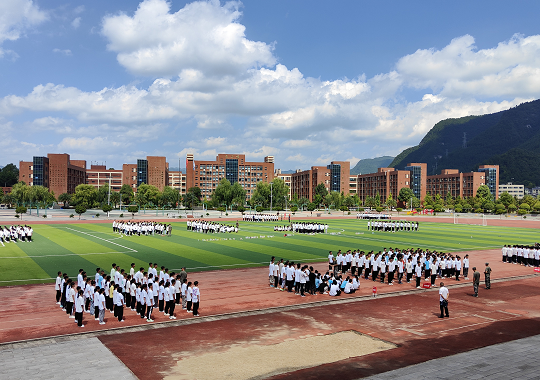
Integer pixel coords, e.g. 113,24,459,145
453,213,487,226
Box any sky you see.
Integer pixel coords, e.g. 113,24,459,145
2,0,540,171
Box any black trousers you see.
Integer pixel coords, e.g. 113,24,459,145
159,299,164,312
176,293,181,304
169,301,175,316
193,301,200,316
440,301,449,317
187,300,192,311
117,305,123,321
75,311,83,326
416,277,421,287
56,290,61,303
431,274,437,285
372,270,378,281
95,306,99,319
407,272,412,282
388,272,394,284
146,305,153,319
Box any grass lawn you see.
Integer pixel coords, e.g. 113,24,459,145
0,219,536,285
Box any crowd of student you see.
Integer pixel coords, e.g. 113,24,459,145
291,222,328,234
268,248,471,297
243,214,279,222
187,220,239,233
55,263,201,327
0,225,33,245
356,213,391,219
367,220,419,232
502,245,540,266
112,221,172,236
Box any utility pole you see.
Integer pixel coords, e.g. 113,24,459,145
270,182,273,211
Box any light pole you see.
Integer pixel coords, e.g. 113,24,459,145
270,182,273,212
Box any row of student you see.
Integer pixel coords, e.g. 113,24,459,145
113,221,172,236
291,222,328,234
187,220,238,233
0,225,34,245
357,213,391,220
243,214,279,222
55,263,200,326
502,245,540,267
367,220,419,232
268,258,360,296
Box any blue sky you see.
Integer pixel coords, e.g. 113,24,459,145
2,0,540,171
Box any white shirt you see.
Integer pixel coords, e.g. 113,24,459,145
439,286,449,302
329,283,340,296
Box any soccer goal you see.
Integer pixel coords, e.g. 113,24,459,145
454,214,487,226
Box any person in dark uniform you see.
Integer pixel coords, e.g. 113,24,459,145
472,267,480,297
484,263,492,289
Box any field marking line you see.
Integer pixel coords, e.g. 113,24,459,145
397,327,426,336
0,251,135,259
65,227,137,252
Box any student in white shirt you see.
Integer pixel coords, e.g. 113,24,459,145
192,281,200,316
55,271,62,304
439,282,449,318
463,254,470,279
181,279,188,310
75,289,85,327
329,282,341,296
168,280,177,319
146,284,154,322
344,279,355,294
140,284,147,319
115,284,125,322
98,288,106,325
186,282,193,313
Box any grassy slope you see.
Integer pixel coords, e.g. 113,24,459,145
0,219,536,285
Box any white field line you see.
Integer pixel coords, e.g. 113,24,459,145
65,227,137,252
0,251,135,259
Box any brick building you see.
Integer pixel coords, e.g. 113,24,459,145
426,165,500,200
19,153,86,195
356,167,411,204
186,154,274,199
290,161,351,202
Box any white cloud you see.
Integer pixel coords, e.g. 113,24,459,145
101,0,275,77
71,17,81,29
0,0,47,57
53,48,72,56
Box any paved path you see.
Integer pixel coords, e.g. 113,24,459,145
363,334,540,380
0,337,136,380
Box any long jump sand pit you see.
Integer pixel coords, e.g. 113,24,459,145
163,330,395,380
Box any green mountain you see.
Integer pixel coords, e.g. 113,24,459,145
389,99,540,186
351,156,395,175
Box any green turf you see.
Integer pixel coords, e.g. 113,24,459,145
0,219,537,286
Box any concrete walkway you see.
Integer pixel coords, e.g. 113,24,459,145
0,337,136,380
363,334,540,380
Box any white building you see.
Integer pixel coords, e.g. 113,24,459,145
499,183,524,199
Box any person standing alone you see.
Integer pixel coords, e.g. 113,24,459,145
472,267,480,297
484,263,492,289
438,282,449,318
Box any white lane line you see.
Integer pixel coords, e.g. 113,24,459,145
65,227,137,252
0,251,135,259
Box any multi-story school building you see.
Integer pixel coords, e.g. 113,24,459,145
289,161,352,202
186,153,274,200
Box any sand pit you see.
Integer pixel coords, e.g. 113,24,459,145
163,330,395,380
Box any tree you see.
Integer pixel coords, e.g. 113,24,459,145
494,204,506,214
306,202,316,211
183,192,198,209
475,185,492,202
102,204,113,218
507,203,517,213
533,201,540,213
10,182,30,206
343,195,355,209
290,205,298,213
314,183,328,203
521,194,536,208
119,184,134,205
298,197,309,211
211,179,246,208
72,184,98,208
327,191,342,209
136,183,160,207
58,193,72,208
499,192,513,208
0,164,19,187
127,205,139,219
110,191,120,208
75,204,87,220
15,206,27,219
188,186,202,201
217,206,226,216
385,193,397,210
250,182,271,208
365,196,376,210
423,194,433,209
237,205,246,214
483,201,494,213
269,178,289,210
398,187,414,206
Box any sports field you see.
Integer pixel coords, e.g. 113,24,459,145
0,219,537,286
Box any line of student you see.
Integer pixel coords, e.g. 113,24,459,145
243,214,279,222
187,220,238,233
0,225,33,245
502,245,540,266
112,221,172,236
55,263,200,327
367,220,419,232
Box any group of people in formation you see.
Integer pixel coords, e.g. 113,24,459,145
268,256,360,296
187,220,239,233
291,222,328,234
112,221,172,236
329,249,468,288
267,248,472,297
502,245,540,267
356,213,391,220
243,214,279,222
55,262,201,328
368,220,419,232
0,224,33,246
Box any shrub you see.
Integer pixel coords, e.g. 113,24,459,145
119,213,124,218
290,206,298,213
43,214,47,218
375,206,383,212
396,208,403,214
15,214,20,218
95,213,100,218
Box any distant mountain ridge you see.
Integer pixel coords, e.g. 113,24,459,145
351,156,395,175
389,99,540,186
